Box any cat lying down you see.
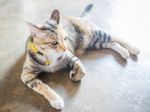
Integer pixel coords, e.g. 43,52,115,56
21,4,139,110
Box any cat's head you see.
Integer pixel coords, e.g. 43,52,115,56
27,10,67,54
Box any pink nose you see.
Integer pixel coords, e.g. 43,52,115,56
60,45,66,51
57,45,66,52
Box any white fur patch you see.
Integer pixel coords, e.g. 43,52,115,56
49,96,64,110
128,47,140,56
103,42,130,60
45,49,61,63
111,43,130,59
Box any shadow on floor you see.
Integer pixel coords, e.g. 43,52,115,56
0,53,81,112
83,49,129,67
0,49,136,112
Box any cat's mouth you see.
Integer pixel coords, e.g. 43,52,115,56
57,52,66,61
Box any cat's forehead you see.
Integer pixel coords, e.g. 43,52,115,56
45,31,57,39
34,31,56,43
43,30,55,35
41,26,65,38
37,19,66,40
41,20,58,32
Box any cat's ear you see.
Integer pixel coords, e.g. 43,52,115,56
26,22,41,35
26,21,48,38
50,9,60,24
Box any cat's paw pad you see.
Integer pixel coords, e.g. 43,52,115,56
129,48,140,56
69,69,85,81
50,96,64,110
121,50,130,60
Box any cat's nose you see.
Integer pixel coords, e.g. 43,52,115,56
60,45,66,51
57,45,66,52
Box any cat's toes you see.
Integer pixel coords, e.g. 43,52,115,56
50,96,64,110
121,50,130,60
69,71,77,81
69,69,85,81
129,48,140,56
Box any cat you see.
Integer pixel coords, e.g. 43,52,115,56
21,4,139,110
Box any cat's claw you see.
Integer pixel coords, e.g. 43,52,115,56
50,96,64,110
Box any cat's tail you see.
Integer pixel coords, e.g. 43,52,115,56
80,3,93,17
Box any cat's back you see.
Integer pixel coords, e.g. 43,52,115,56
63,16,98,50
66,16,97,33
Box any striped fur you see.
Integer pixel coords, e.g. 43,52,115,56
21,4,139,110
88,30,112,50
80,3,93,17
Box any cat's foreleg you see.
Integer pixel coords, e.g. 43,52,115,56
21,69,64,109
64,51,86,81
102,42,130,60
69,59,86,81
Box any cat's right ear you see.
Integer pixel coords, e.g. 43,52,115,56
50,9,60,24
26,21,41,35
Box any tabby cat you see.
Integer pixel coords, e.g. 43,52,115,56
21,4,139,109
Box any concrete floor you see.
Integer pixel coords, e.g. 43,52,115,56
0,0,150,112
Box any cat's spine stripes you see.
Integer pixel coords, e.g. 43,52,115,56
88,30,112,49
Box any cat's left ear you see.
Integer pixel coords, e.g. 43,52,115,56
26,21,41,35
50,9,60,24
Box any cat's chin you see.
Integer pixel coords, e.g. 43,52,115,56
46,49,63,62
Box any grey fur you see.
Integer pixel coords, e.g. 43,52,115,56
80,3,93,17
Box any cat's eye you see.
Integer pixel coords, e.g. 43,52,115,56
43,41,58,46
51,41,58,46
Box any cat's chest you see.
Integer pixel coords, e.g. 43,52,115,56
38,50,73,73
38,53,68,73
40,61,61,73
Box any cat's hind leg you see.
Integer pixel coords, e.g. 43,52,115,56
112,38,140,56
21,68,64,109
86,30,130,59
102,42,130,60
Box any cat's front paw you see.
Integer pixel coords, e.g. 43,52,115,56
70,70,85,81
69,62,86,81
49,96,64,110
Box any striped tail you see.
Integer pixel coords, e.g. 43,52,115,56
80,3,93,17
